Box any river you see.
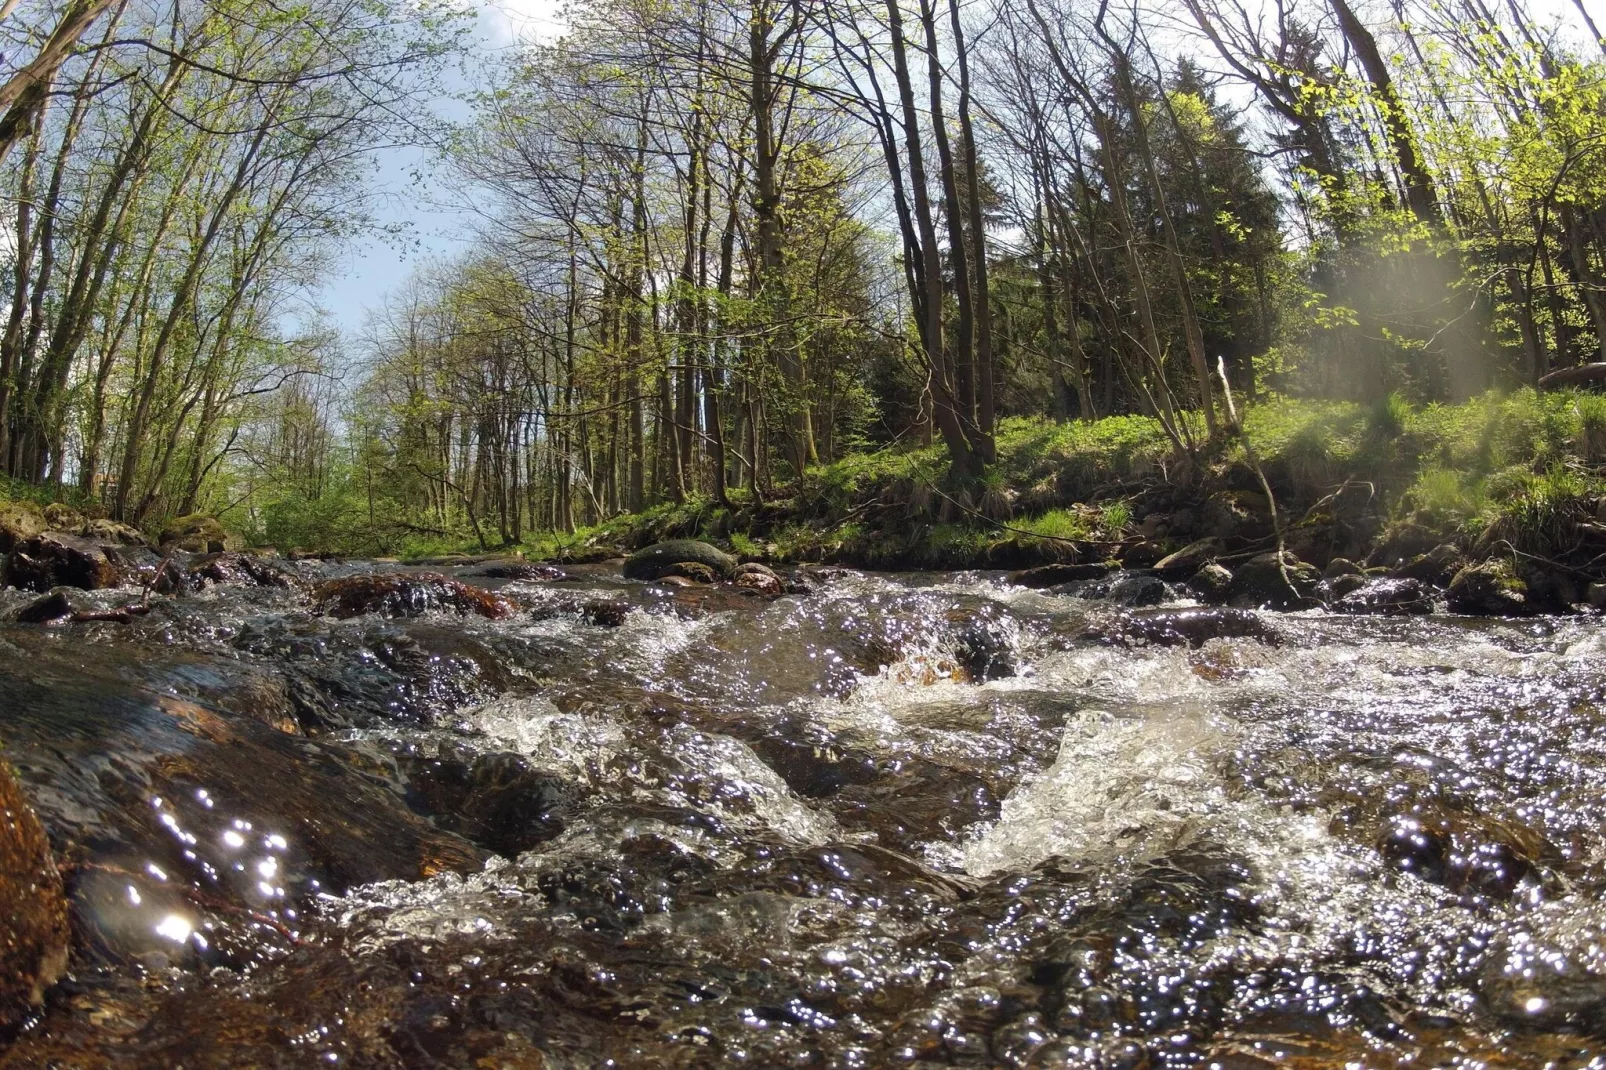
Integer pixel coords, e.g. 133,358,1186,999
1,560,1603,1066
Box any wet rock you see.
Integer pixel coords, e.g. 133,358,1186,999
313,572,514,620
3,532,124,591
1319,572,1368,601
187,551,296,590
0,628,485,973
13,589,83,624
1087,607,1278,649
1107,574,1169,607
1522,567,1581,614
0,762,69,1030
1227,551,1320,610
403,749,572,858
1202,490,1271,540
1446,559,1533,617
158,513,238,553
733,569,783,596
949,605,1023,680
1324,557,1362,579
0,500,46,552
622,539,736,581
1008,563,1112,588
1186,563,1233,602
1153,537,1224,576
469,562,569,581
1376,809,1549,901
662,561,718,584
1393,543,1465,587
1481,926,1606,1032
1333,577,1432,615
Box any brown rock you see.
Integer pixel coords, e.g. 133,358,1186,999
3,532,124,591
734,570,783,596
661,561,718,584
312,572,515,620
0,762,69,1028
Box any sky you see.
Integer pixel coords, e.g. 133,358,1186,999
309,0,566,338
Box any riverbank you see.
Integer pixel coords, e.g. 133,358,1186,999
505,389,1606,587
7,389,1606,612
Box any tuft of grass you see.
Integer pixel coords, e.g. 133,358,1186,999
1369,391,1411,439
1480,464,1596,556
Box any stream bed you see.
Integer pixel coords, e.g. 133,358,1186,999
2,560,1606,1067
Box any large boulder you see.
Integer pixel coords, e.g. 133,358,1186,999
158,513,239,553
0,762,69,1029
0,501,46,553
622,539,736,581
312,572,515,620
3,532,125,591
1446,559,1533,617
1227,551,1320,610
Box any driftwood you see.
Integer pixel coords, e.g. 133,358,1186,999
1537,363,1606,391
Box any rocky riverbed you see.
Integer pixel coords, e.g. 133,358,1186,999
2,533,1606,1065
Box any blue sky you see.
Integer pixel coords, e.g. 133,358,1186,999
310,0,564,336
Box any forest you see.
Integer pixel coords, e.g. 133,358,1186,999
4,0,1606,560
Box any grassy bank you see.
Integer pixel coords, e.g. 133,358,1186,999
7,388,1606,576
472,387,1606,574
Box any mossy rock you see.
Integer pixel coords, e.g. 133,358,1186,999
0,501,46,554
1227,551,1321,610
1446,559,1532,617
159,513,239,553
622,540,736,581
0,762,69,1028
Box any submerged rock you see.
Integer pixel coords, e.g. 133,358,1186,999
1086,607,1278,648
402,749,572,858
1446,559,1532,616
187,551,297,590
622,540,736,581
470,562,569,581
312,572,514,620
1008,562,1112,588
1107,573,1169,607
3,532,125,591
1333,577,1433,615
0,762,69,1029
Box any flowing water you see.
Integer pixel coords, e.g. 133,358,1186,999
3,561,1606,1067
